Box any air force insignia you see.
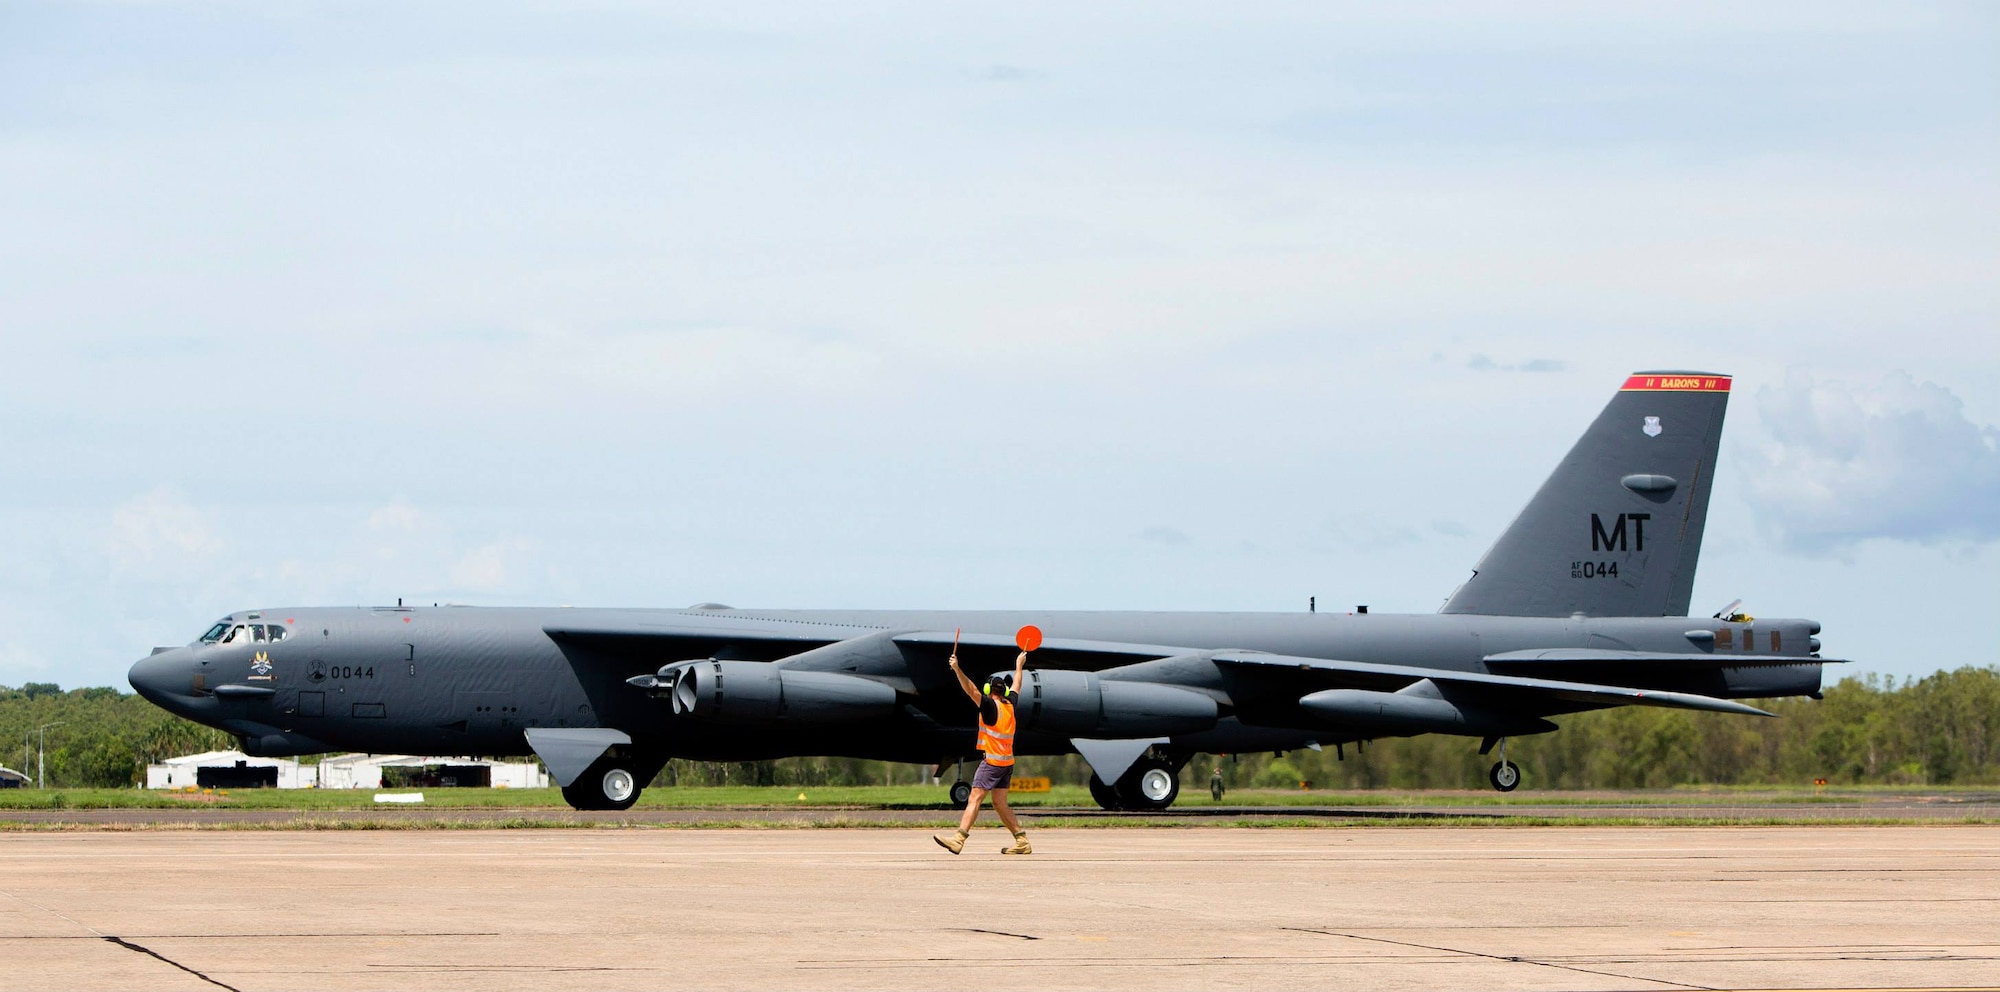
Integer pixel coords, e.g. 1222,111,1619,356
1642,416,1663,438
249,651,274,680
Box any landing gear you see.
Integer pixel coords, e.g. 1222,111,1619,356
1481,736,1521,792
1088,774,1121,810
562,754,649,811
1117,757,1179,811
1088,755,1181,811
950,780,973,807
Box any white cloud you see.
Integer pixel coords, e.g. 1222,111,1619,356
1742,370,2000,552
364,501,423,532
450,540,531,592
106,486,222,574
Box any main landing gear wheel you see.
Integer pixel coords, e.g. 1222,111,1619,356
562,755,644,811
949,780,973,807
1115,757,1179,812
1488,760,1521,793
1087,774,1121,811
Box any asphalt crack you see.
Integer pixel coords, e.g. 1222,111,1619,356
953,927,1041,940
1284,927,1720,991
101,935,244,992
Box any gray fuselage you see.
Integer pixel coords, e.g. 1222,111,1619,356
129,606,1824,764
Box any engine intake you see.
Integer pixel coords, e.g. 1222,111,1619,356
1018,669,1218,737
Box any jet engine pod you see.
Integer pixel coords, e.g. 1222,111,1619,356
1019,669,1219,737
668,660,898,724
1297,684,1554,737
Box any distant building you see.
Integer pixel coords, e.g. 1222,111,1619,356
0,767,28,789
316,754,548,790
146,751,318,790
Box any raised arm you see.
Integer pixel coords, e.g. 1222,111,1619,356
947,652,980,705
1012,650,1027,695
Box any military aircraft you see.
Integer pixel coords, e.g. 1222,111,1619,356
131,370,1831,811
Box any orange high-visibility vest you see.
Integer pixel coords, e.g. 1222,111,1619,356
978,696,1016,766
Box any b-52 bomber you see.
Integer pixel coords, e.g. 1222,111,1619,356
131,371,1833,811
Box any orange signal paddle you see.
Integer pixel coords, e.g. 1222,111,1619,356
1015,625,1043,652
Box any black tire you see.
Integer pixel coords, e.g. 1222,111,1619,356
561,756,644,811
1087,774,1123,811
1115,757,1179,811
949,780,973,807
1488,760,1521,793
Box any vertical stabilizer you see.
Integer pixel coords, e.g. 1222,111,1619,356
1440,371,1729,618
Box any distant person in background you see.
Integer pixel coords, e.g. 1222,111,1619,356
935,648,1032,855
1210,764,1226,802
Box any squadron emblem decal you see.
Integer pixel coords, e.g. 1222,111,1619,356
249,651,274,681
1642,416,1663,437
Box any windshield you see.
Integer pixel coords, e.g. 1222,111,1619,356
199,622,230,643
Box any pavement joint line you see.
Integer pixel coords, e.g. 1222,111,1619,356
1282,926,1722,992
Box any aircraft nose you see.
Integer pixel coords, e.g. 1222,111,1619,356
129,647,193,707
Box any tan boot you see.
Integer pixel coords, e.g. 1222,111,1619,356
1002,831,1032,855
933,830,967,855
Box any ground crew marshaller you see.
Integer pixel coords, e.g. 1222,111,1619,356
934,648,1031,855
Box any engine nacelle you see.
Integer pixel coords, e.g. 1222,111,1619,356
1019,669,1219,737
664,660,899,724
1298,686,1554,737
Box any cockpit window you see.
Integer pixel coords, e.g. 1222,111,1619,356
220,625,245,644
262,624,287,642
200,622,231,643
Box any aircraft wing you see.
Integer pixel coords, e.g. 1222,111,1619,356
890,630,1191,670
1211,651,1773,717
1484,648,1841,669
543,615,886,648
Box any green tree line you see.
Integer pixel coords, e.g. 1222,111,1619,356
0,683,232,787
6,667,1996,789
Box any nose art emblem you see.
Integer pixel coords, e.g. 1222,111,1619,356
249,651,274,681
1642,416,1663,437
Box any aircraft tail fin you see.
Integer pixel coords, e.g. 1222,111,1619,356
1440,371,1730,618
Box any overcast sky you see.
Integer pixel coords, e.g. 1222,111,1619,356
3,2,1995,690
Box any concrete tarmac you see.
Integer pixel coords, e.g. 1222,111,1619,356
4,791,1993,828
2,826,1996,992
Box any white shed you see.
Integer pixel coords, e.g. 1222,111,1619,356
318,753,548,790
146,750,318,790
